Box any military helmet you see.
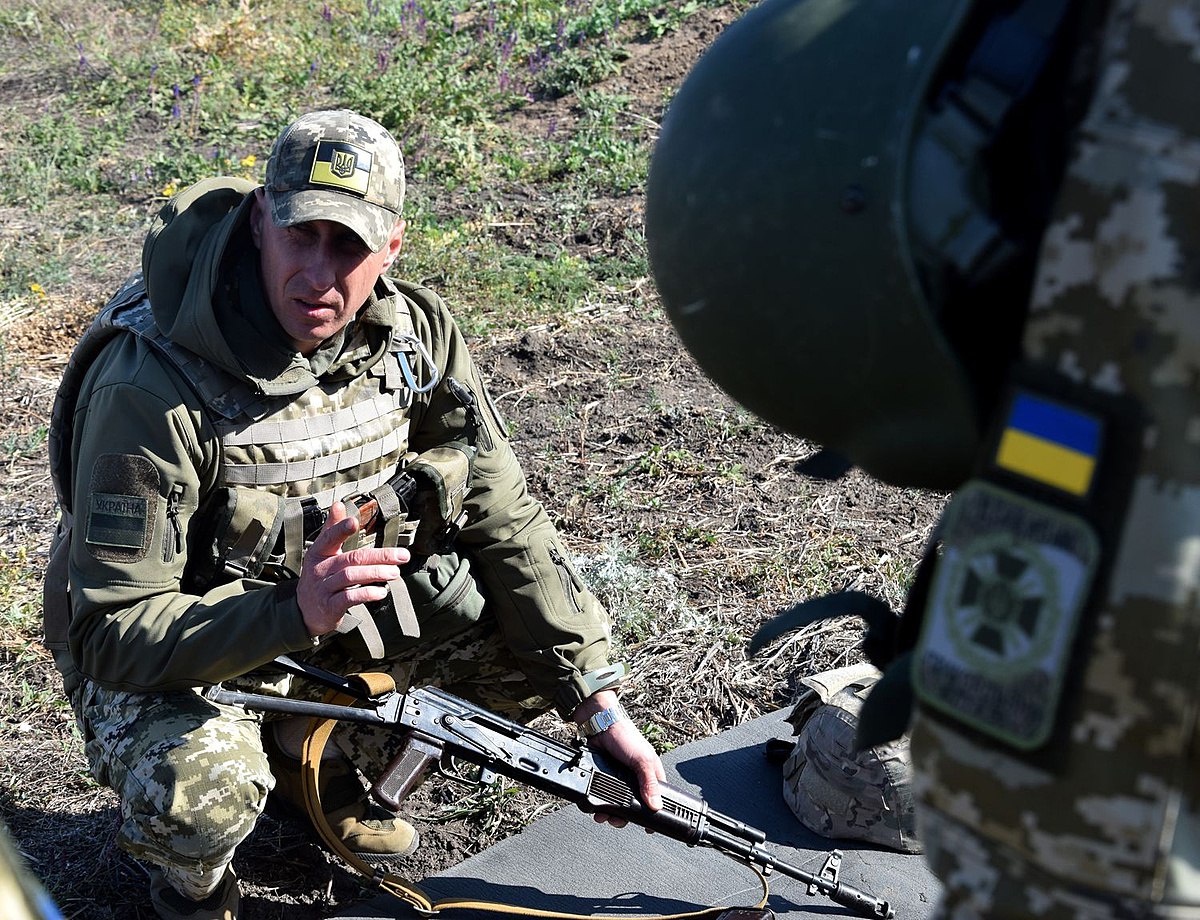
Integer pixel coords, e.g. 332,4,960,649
646,0,1096,490
782,665,921,854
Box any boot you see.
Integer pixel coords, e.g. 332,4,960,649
264,727,419,862
148,865,239,920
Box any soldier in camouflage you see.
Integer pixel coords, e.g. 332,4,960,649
46,109,665,920
909,4,1200,915
646,0,1200,917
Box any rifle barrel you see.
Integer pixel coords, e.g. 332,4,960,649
207,688,389,725
700,826,894,919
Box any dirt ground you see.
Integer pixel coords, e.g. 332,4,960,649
0,8,946,918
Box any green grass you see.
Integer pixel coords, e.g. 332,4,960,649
0,548,43,639
401,212,602,333
0,0,723,331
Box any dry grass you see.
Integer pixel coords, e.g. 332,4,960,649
0,2,946,916
0,300,944,918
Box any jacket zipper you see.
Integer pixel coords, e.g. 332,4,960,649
548,545,583,615
163,484,185,564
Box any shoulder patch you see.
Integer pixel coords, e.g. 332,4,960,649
88,492,148,549
913,480,1099,750
85,454,160,563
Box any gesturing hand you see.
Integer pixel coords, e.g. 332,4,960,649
296,500,410,637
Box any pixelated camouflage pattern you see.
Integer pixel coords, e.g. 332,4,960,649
909,2,1200,916
71,615,543,884
783,669,921,854
265,109,404,253
308,616,550,779
70,680,271,883
53,156,618,896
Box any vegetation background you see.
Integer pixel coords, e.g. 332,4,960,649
0,0,945,916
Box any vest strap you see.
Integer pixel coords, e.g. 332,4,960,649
335,605,387,659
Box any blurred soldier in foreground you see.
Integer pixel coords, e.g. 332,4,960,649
647,0,1200,916
0,823,61,920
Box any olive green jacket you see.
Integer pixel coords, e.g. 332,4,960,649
62,178,612,717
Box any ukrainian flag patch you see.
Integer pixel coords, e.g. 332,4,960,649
995,392,1101,496
309,140,372,196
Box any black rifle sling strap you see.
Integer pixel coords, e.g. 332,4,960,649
298,671,771,920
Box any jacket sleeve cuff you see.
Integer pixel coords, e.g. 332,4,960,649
554,662,627,718
273,581,320,652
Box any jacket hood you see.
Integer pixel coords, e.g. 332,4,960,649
143,177,256,378
141,176,395,395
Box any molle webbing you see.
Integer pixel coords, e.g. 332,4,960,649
217,409,410,489
53,273,423,582
84,284,417,512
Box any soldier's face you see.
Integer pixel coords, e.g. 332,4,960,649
250,189,404,355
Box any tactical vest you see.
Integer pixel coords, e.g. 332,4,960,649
44,272,470,661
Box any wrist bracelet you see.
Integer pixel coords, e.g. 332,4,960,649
578,701,628,738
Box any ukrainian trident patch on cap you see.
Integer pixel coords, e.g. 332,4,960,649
912,480,1099,750
309,140,373,196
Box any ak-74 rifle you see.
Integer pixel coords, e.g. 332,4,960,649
207,655,895,919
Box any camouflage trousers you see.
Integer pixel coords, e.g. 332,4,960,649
920,806,1200,920
69,615,550,885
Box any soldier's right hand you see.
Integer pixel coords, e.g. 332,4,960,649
297,500,410,636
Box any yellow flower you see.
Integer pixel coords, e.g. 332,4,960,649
161,181,178,197
29,283,46,299
240,154,257,168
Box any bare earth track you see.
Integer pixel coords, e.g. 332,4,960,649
0,9,946,918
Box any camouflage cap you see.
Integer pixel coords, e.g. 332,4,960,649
264,109,405,253
782,668,922,854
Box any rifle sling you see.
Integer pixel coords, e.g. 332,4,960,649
299,672,771,919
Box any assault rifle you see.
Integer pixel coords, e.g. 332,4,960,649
207,656,895,919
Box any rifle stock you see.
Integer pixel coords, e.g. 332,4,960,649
208,661,895,919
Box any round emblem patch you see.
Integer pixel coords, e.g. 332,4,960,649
913,481,1098,749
